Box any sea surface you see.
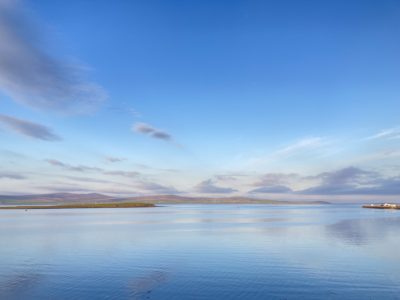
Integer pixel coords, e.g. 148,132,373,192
1,204,400,299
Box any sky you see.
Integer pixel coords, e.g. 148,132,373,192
0,0,400,202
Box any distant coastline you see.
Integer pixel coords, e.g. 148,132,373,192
0,202,154,210
0,193,330,206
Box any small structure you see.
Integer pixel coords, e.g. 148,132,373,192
363,203,400,209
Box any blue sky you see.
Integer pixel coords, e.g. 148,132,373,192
0,0,399,201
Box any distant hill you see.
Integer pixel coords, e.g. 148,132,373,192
0,193,329,205
0,193,114,204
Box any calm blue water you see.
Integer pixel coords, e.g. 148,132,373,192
1,204,400,299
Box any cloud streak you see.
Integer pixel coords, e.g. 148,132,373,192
276,137,325,156
133,122,172,141
0,172,26,180
103,170,140,178
0,114,61,141
45,159,140,178
0,1,106,112
366,127,400,141
104,156,126,163
45,159,100,172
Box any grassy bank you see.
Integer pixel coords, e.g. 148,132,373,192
0,202,155,209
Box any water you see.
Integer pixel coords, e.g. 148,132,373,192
1,204,399,299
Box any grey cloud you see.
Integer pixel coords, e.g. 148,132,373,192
353,177,400,195
152,131,172,140
299,166,400,195
45,159,102,172
250,185,293,194
133,122,172,141
307,167,378,186
136,182,180,194
215,175,238,181
303,177,400,195
134,123,155,134
0,172,26,180
214,173,247,182
0,114,61,141
195,179,237,194
248,167,400,196
103,170,140,178
46,158,141,178
45,159,66,167
104,156,126,163
249,172,297,194
0,1,106,112
253,173,299,187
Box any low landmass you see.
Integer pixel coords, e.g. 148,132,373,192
0,193,330,206
0,202,155,209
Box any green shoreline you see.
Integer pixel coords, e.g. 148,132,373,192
0,202,155,209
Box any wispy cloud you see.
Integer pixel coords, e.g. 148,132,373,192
107,104,141,118
0,1,106,112
45,159,101,172
133,122,172,141
195,179,237,194
245,136,329,170
366,127,400,141
104,156,126,163
0,114,61,141
46,158,141,178
276,137,325,156
0,172,26,180
103,170,140,178
214,173,248,182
